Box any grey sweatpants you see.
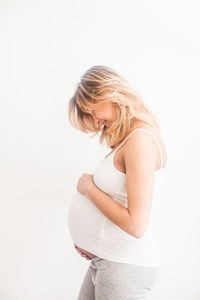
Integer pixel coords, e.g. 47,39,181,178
77,256,161,300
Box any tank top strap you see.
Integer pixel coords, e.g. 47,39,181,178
113,128,163,168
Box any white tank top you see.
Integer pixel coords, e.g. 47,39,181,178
67,128,166,267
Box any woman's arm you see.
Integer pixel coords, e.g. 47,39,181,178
86,131,158,238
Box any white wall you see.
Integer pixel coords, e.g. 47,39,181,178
0,0,199,299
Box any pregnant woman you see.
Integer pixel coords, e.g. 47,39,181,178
67,65,167,299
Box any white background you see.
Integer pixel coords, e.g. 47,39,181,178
0,0,200,299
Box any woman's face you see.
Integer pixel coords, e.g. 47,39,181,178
91,102,114,129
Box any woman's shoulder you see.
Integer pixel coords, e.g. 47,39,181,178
126,122,167,168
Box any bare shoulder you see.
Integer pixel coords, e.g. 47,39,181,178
122,123,167,170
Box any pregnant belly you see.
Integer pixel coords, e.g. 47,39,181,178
68,191,106,255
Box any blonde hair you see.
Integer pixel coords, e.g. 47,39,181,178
68,65,160,149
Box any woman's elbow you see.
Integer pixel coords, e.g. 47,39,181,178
130,225,146,239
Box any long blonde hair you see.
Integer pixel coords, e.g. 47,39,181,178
68,65,160,149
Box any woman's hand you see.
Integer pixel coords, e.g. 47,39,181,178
74,243,91,260
76,173,95,196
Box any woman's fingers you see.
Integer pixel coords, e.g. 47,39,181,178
74,245,91,260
